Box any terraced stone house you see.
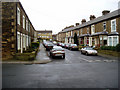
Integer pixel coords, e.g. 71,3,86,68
2,1,37,60
37,30,52,40
57,9,120,47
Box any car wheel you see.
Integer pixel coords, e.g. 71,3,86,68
81,51,83,54
86,52,89,56
63,55,65,59
52,55,54,58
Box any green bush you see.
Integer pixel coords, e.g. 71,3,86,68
100,44,120,51
31,42,40,49
100,46,116,51
116,44,120,52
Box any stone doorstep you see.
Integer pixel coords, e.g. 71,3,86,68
1,59,52,64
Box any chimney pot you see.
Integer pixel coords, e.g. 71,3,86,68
90,15,96,20
75,23,80,26
102,10,110,15
81,19,86,24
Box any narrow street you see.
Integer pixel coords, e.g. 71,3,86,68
2,44,118,88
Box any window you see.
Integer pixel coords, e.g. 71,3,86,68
87,28,89,34
81,29,82,35
111,19,116,32
103,22,106,31
91,25,95,34
26,20,28,31
28,22,30,32
77,31,79,36
23,15,25,29
71,31,73,36
26,35,28,46
113,37,118,46
108,36,119,46
23,34,25,48
17,32,20,50
17,7,20,25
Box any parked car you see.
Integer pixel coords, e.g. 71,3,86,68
81,47,97,56
61,43,65,48
50,46,65,59
64,43,70,49
53,41,57,45
45,43,54,51
68,44,78,50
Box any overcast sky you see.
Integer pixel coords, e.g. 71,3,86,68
20,0,120,34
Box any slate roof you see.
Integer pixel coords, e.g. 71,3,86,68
61,9,120,33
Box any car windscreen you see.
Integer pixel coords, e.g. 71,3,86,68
47,44,53,46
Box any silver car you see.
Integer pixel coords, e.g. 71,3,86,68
50,46,65,59
81,47,97,56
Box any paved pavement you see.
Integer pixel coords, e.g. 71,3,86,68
2,44,51,64
2,44,119,88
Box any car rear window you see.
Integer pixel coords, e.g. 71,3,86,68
71,44,77,46
86,48,94,50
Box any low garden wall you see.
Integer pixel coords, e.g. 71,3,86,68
14,41,40,61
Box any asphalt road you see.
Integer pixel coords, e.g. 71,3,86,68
47,48,117,64
2,45,118,88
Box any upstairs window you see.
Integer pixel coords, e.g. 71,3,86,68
77,31,79,36
17,7,20,25
103,22,106,31
28,22,30,32
87,28,89,34
111,19,116,32
23,15,25,29
81,29,82,35
91,25,95,34
26,20,28,31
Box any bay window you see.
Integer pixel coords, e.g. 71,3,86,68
108,36,119,46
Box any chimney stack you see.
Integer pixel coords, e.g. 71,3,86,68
90,15,96,20
81,19,86,24
102,10,110,15
75,23,80,26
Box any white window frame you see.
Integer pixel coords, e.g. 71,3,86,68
71,31,73,36
108,36,119,46
111,19,116,32
17,32,20,50
23,34,26,48
26,20,28,31
26,35,29,47
77,31,79,36
23,15,25,29
17,7,20,25
91,25,95,34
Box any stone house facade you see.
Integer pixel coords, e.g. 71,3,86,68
2,2,36,60
37,30,52,40
57,9,120,47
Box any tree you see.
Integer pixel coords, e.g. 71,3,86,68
74,33,79,45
